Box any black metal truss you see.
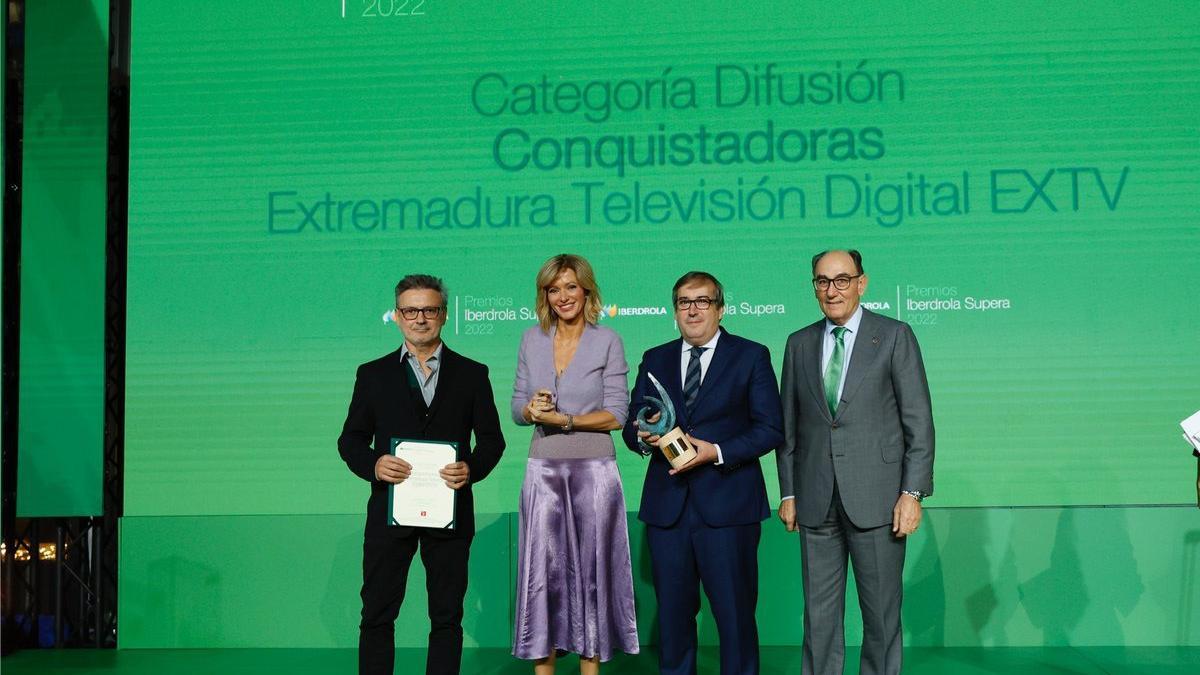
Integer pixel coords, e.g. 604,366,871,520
2,518,108,648
98,0,132,649
1,0,130,653
1,0,28,655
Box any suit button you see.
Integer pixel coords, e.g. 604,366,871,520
831,423,839,429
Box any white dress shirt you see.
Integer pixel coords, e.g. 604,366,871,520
680,331,724,465
679,330,721,388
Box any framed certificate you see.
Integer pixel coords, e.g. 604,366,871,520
388,439,459,529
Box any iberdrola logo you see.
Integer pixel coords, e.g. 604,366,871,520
599,303,669,320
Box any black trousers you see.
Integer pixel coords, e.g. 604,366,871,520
358,530,472,675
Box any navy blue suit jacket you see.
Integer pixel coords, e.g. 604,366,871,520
622,329,784,528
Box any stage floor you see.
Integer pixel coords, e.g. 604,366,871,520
3,647,1199,674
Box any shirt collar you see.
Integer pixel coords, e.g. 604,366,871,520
825,305,864,335
401,342,443,366
681,329,721,355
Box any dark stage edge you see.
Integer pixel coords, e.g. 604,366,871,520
2,647,1199,674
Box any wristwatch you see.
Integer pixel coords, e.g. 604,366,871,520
901,490,925,503
560,414,574,433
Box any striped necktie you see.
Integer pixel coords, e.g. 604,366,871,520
684,346,705,417
823,326,848,416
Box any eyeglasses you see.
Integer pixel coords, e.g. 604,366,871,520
812,275,862,291
675,297,714,311
396,306,444,320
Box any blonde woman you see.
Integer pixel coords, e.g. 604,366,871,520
511,254,639,673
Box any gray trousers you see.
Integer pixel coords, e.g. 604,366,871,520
800,486,906,675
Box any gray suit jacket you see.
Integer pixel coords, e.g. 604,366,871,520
776,308,934,529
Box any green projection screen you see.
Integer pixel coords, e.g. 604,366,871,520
125,1,1200,517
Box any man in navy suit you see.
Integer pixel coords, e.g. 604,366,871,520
623,271,784,675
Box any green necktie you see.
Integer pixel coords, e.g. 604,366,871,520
823,326,848,416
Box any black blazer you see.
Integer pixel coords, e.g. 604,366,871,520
338,345,506,538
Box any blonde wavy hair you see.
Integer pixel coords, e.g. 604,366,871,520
534,254,603,332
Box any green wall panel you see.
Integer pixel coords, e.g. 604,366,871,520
118,506,1200,649
17,0,108,516
119,513,513,649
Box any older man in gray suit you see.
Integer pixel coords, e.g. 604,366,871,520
776,249,934,675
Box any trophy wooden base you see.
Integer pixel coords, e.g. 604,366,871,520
658,427,698,470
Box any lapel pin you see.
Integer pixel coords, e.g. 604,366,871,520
872,336,880,345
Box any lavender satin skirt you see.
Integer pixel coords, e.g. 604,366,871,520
512,457,640,661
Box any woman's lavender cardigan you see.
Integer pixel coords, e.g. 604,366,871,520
510,322,630,459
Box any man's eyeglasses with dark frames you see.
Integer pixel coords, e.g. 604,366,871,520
675,297,714,311
812,275,863,291
396,306,444,320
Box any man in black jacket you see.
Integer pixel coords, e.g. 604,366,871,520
338,274,505,675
